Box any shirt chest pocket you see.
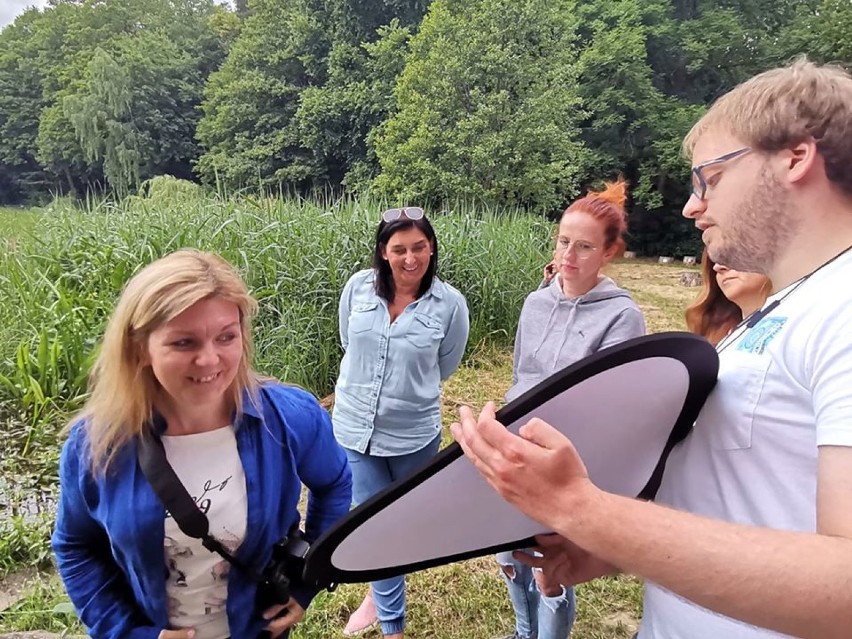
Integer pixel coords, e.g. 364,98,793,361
405,312,445,349
349,302,379,334
703,353,770,451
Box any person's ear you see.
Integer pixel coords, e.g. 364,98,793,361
785,138,820,185
602,244,619,264
136,336,151,367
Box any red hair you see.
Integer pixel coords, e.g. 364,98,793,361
563,176,629,256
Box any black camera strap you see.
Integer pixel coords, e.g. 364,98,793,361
137,432,263,582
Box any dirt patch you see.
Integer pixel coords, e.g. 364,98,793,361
0,571,84,639
602,610,640,633
0,569,37,613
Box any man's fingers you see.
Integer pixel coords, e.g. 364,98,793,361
518,417,572,451
456,402,537,462
458,403,475,423
478,401,497,423
453,404,506,465
533,569,564,597
451,405,486,464
513,549,546,568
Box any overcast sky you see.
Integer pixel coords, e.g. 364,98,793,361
0,0,48,29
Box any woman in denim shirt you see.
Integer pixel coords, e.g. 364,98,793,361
334,208,470,639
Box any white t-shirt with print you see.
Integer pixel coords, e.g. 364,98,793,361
641,251,852,638
162,426,247,639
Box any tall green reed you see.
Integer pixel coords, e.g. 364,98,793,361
0,185,553,431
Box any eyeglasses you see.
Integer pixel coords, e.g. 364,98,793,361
555,238,599,260
691,146,752,200
382,207,424,223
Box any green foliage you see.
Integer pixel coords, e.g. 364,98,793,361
136,174,204,202
0,421,59,576
567,0,811,256
372,0,591,211
195,0,332,189
0,195,550,412
0,574,83,633
296,23,414,191
64,32,203,194
196,0,430,192
292,2,432,190
0,10,52,203
1,0,851,254
0,556,642,638
0,206,40,238
567,0,698,254
0,0,228,201
779,0,852,63
0,513,55,576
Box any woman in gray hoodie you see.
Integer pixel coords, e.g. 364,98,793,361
495,178,646,639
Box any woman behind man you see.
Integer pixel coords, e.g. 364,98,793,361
52,249,352,639
333,207,470,639
685,249,772,345
497,179,646,639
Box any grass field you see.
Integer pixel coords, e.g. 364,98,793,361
0,196,698,638
0,206,41,240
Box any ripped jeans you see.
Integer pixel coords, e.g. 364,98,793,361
496,550,576,639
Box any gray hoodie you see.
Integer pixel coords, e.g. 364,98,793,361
505,275,646,402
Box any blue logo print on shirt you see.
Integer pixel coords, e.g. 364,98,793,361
737,317,787,354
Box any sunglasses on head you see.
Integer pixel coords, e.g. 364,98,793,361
382,207,424,223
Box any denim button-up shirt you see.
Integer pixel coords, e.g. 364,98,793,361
332,269,470,456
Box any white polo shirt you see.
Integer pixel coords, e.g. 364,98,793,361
641,251,852,638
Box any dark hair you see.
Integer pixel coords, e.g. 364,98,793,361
371,216,438,302
563,177,629,256
685,250,744,345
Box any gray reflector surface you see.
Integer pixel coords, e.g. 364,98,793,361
331,356,687,571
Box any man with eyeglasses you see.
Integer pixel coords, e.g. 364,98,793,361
452,58,852,638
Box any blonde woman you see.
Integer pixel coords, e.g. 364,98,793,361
52,249,352,639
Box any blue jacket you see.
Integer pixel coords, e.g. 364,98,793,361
332,269,470,455
52,383,352,639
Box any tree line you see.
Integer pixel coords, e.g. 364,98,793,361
0,0,849,255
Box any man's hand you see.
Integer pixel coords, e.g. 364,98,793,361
450,402,596,529
520,533,618,591
264,597,305,638
158,630,195,639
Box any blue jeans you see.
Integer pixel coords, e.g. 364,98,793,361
344,434,441,636
496,550,576,639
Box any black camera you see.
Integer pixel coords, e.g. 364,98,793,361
256,530,311,610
